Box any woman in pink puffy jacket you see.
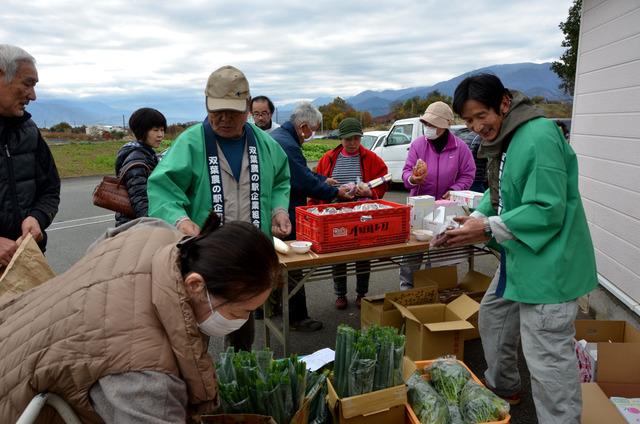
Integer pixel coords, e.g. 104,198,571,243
400,101,476,290
402,101,476,200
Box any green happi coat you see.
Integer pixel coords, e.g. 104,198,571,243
147,122,290,238
476,116,597,303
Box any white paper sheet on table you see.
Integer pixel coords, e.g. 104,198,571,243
300,347,335,372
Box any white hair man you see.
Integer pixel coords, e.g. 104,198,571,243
269,101,353,331
0,44,60,265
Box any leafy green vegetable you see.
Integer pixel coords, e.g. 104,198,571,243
406,371,449,424
427,357,471,404
459,379,510,423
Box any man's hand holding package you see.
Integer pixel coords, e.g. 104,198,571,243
355,182,372,198
431,216,489,248
21,216,43,242
271,211,292,239
336,185,355,201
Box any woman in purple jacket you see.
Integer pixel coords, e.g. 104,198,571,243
400,101,476,290
402,101,476,200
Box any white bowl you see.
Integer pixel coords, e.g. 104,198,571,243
290,241,312,254
412,229,434,242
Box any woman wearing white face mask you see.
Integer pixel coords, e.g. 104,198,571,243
0,212,279,423
402,101,476,201
399,101,476,291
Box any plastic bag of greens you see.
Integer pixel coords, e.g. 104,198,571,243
368,326,394,391
306,370,329,424
255,348,273,379
216,347,237,384
447,404,464,424
289,355,307,412
427,357,471,403
406,371,449,424
348,338,377,396
262,384,288,424
219,381,250,414
459,379,510,423
391,334,406,387
334,325,359,397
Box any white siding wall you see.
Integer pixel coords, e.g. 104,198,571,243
573,0,640,313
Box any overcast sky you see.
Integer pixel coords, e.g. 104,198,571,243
2,0,573,105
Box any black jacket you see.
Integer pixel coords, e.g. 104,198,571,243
114,141,158,226
0,112,60,251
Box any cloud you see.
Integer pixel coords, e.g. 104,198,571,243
1,0,573,101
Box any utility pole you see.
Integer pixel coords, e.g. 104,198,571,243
122,114,125,129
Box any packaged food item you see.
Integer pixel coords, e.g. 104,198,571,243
412,159,427,177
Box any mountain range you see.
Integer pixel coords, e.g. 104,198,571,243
29,62,569,128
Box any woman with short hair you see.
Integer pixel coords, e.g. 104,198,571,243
114,107,167,226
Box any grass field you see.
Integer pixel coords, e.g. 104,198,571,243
49,138,340,178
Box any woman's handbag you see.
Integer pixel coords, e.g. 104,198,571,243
92,161,150,218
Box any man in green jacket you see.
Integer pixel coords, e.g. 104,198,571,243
436,74,597,424
147,65,291,352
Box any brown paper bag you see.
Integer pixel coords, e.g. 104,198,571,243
0,234,56,299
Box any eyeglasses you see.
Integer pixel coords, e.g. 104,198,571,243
252,111,271,118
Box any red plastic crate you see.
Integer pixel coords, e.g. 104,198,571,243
295,199,411,253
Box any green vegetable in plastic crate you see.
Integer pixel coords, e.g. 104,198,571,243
406,371,449,424
427,357,471,403
459,379,510,423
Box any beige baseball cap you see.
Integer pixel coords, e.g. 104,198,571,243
205,65,250,112
420,101,454,129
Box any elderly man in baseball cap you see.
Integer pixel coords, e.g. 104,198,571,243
148,65,292,351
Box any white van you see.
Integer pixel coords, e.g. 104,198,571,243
374,117,425,182
374,119,479,183
361,131,387,151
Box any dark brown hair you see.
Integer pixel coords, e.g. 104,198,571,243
128,107,167,142
178,212,281,302
453,73,511,116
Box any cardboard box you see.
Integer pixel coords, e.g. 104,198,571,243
413,266,492,340
406,195,435,229
581,342,640,424
393,294,479,361
575,319,640,344
360,285,439,330
326,377,407,424
574,320,640,382
449,190,485,209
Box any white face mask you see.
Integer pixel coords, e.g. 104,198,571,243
198,290,248,337
301,129,315,143
423,125,438,140
305,130,316,142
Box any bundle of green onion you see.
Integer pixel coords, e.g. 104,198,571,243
333,325,406,398
216,347,327,424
